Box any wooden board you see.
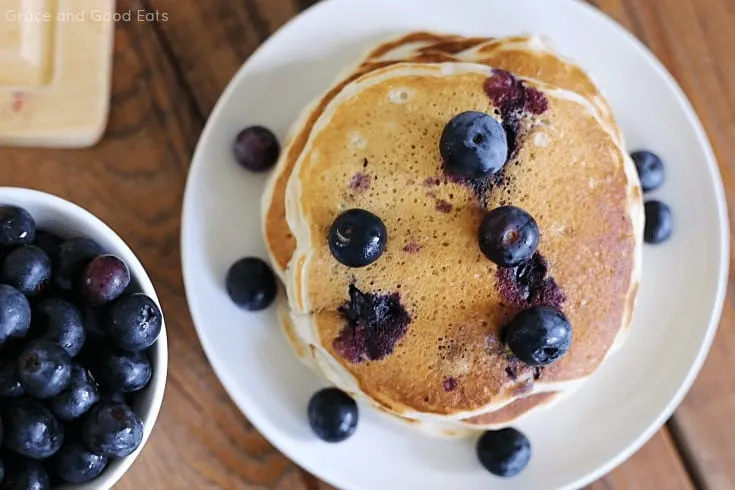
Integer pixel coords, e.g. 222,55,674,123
2,0,732,487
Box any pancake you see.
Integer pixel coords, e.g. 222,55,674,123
283,62,642,419
261,33,624,278
278,298,563,431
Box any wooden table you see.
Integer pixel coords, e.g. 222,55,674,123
5,0,731,487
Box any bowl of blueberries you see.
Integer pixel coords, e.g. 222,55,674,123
0,187,167,489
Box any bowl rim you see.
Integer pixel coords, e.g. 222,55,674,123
0,186,169,490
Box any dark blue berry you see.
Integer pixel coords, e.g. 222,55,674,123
225,258,277,311
54,238,104,291
54,442,108,484
328,209,387,268
631,150,665,192
50,364,100,421
17,340,72,399
504,305,572,366
80,255,130,306
440,111,508,178
1,246,51,297
33,230,62,262
2,399,64,459
95,349,152,394
107,294,162,351
479,206,539,267
233,126,280,172
0,358,23,398
35,299,85,357
0,284,31,344
0,458,49,489
0,206,35,247
476,428,531,477
644,200,673,244
82,402,144,458
307,388,358,443
0,457,3,486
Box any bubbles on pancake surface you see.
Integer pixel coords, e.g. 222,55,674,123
476,428,531,477
440,111,509,179
328,209,387,268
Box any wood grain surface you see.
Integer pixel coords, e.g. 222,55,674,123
3,0,731,488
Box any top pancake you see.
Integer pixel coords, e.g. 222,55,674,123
262,33,624,277
283,62,642,418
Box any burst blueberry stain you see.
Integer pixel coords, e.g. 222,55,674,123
442,376,458,392
435,200,453,213
402,240,423,253
348,173,371,192
333,285,411,363
496,253,565,310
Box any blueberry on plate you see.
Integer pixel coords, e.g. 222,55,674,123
50,363,100,421
476,428,531,477
225,258,278,311
0,284,31,344
328,209,387,268
233,126,281,172
504,305,572,366
0,206,36,246
17,340,73,399
95,349,152,394
35,298,86,357
307,388,358,443
54,442,109,484
3,399,64,459
0,358,24,398
644,200,673,244
82,402,144,458
106,294,163,351
1,245,52,296
479,206,539,267
80,255,131,307
631,150,665,192
0,458,50,489
440,111,508,179
54,237,104,291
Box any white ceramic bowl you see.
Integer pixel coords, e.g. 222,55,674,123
0,187,168,490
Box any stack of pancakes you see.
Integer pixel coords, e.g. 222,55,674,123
261,32,643,436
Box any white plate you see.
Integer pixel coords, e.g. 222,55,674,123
180,0,729,488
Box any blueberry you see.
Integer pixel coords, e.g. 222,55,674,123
1,246,51,297
2,399,64,459
328,209,387,268
233,126,281,172
479,206,539,267
644,200,673,244
504,305,572,366
50,364,100,421
631,150,665,192
34,299,85,357
95,349,152,394
107,294,162,351
440,111,508,179
307,388,358,443
225,258,278,311
0,458,3,486
0,359,23,398
476,428,531,477
82,402,144,458
0,458,50,489
81,304,108,344
0,285,31,344
17,340,72,399
0,206,35,247
80,255,130,307
54,238,104,291
54,442,108,484
33,230,62,262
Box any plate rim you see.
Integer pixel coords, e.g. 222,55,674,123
180,0,730,487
